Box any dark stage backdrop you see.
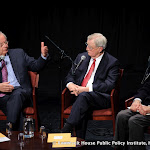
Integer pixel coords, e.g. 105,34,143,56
1,8,150,109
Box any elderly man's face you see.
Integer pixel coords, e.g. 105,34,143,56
86,39,103,59
0,34,8,56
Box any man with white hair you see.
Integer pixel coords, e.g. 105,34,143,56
61,33,120,138
0,31,49,130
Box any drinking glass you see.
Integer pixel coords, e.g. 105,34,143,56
39,126,46,143
23,117,34,138
18,133,25,149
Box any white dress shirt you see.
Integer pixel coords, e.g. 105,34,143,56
85,53,104,91
0,55,20,87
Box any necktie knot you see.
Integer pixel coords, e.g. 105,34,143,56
1,60,5,67
1,60,5,68
93,59,96,64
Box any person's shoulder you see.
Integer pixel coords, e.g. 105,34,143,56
76,52,88,58
104,51,118,62
8,48,25,54
8,48,24,51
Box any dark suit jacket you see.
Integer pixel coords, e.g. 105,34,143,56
0,48,48,95
65,51,120,100
134,77,150,105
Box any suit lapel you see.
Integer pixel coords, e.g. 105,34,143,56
94,52,108,80
8,50,21,83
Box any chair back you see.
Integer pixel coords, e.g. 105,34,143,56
28,71,39,94
111,69,124,117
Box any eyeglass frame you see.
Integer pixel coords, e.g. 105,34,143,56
85,42,103,50
0,41,9,47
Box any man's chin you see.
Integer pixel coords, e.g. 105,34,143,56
2,50,8,55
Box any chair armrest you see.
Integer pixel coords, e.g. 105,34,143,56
125,97,134,109
61,88,73,110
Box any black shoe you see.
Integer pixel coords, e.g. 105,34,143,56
61,123,73,133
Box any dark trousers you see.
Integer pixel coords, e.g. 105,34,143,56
114,109,150,150
0,87,32,131
67,91,110,138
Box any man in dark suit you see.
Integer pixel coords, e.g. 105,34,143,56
0,31,49,130
114,71,150,150
61,33,120,137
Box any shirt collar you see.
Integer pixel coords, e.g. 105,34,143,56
91,52,104,62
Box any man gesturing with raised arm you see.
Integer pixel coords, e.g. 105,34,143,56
0,31,49,130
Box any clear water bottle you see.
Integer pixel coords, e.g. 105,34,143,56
23,117,34,138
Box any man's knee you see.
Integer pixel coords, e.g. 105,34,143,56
11,88,29,101
12,88,25,97
117,110,128,119
116,109,131,124
7,88,28,108
76,92,91,104
128,115,142,129
71,92,91,111
78,92,89,98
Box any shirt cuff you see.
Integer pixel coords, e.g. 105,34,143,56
66,82,73,88
133,98,142,102
41,54,49,60
88,85,93,92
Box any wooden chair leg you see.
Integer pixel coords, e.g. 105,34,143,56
34,116,38,131
61,116,64,129
113,119,115,136
73,128,76,136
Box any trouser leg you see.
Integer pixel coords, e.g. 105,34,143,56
65,92,110,139
114,109,150,150
114,109,135,150
6,88,31,130
128,114,150,150
75,113,89,139
67,92,110,126
0,95,9,115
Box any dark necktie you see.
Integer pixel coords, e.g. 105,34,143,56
81,59,96,87
0,60,8,97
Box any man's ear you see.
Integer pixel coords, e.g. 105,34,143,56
99,47,104,53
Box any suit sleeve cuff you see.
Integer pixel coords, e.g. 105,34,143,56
41,54,49,60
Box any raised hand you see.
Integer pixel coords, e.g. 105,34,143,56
41,42,48,57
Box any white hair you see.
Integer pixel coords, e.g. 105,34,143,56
87,33,107,49
0,31,7,39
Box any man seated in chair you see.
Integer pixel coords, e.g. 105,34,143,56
114,69,150,150
0,31,49,130
61,33,120,138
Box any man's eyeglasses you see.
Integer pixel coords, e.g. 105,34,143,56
85,42,102,50
0,41,9,47
85,42,95,50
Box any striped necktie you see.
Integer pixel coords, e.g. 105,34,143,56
0,60,8,97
